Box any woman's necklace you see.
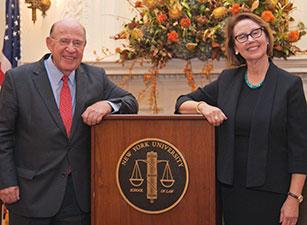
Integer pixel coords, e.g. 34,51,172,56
244,72,264,89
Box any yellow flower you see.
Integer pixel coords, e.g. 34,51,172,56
143,13,150,25
39,0,51,11
142,0,157,9
168,3,182,19
265,0,278,8
130,28,144,41
113,30,129,40
212,7,228,19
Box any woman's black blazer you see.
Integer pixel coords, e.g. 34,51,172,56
176,62,307,194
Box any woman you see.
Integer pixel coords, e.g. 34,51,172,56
175,13,307,225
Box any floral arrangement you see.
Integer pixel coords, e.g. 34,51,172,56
115,0,306,68
113,0,306,113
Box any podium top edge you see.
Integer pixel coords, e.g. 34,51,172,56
103,114,206,120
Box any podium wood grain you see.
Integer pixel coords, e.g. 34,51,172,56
91,115,216,225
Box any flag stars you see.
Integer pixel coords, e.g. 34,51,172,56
2,0,21,71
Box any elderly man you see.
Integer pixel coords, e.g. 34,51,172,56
0,18,138,225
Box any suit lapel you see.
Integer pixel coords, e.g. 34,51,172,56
246,62,278,187
217,67,245,185
219,67,245,123
31,56,67,136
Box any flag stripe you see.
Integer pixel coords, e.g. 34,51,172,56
0,64,6,85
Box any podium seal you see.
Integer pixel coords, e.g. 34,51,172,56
116,138,189,214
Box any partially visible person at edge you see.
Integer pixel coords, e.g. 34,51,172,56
0,18,138,225
175,12,307,225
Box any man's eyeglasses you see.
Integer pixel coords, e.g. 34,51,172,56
50,37,85,48
234,27,264,43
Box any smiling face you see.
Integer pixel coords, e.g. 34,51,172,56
233,19,268,64
46,19,86,76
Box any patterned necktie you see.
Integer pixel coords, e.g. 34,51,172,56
60,75,72,136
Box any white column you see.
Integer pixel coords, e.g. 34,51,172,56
291,0,307,49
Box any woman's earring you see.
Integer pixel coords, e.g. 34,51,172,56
235,51,239,55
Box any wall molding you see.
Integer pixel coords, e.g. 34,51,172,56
87,56,307,76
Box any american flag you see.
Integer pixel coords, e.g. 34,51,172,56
0,0,20,85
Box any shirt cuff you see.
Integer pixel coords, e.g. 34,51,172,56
106,101,121,113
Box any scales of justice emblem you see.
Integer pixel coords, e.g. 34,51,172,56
116,138,189,214
130,151,175,203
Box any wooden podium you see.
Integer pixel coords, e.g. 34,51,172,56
91,115,216,225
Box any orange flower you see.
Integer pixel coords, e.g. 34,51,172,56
187,75,193,81
157,13,167,23
195,16,207,24
144,74,152,81
115,47,121,53
135,1,142,8
261,10,275,23
167,31,179,43
287,30,300,42
230,3,241,15
211,42,220,48
180,17,191,28
128,21,138,29
185,43,197,51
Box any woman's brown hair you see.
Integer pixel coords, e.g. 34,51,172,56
224,12,274,66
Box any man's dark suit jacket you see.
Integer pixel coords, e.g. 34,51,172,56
176,62,307,194
0,54,138,217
